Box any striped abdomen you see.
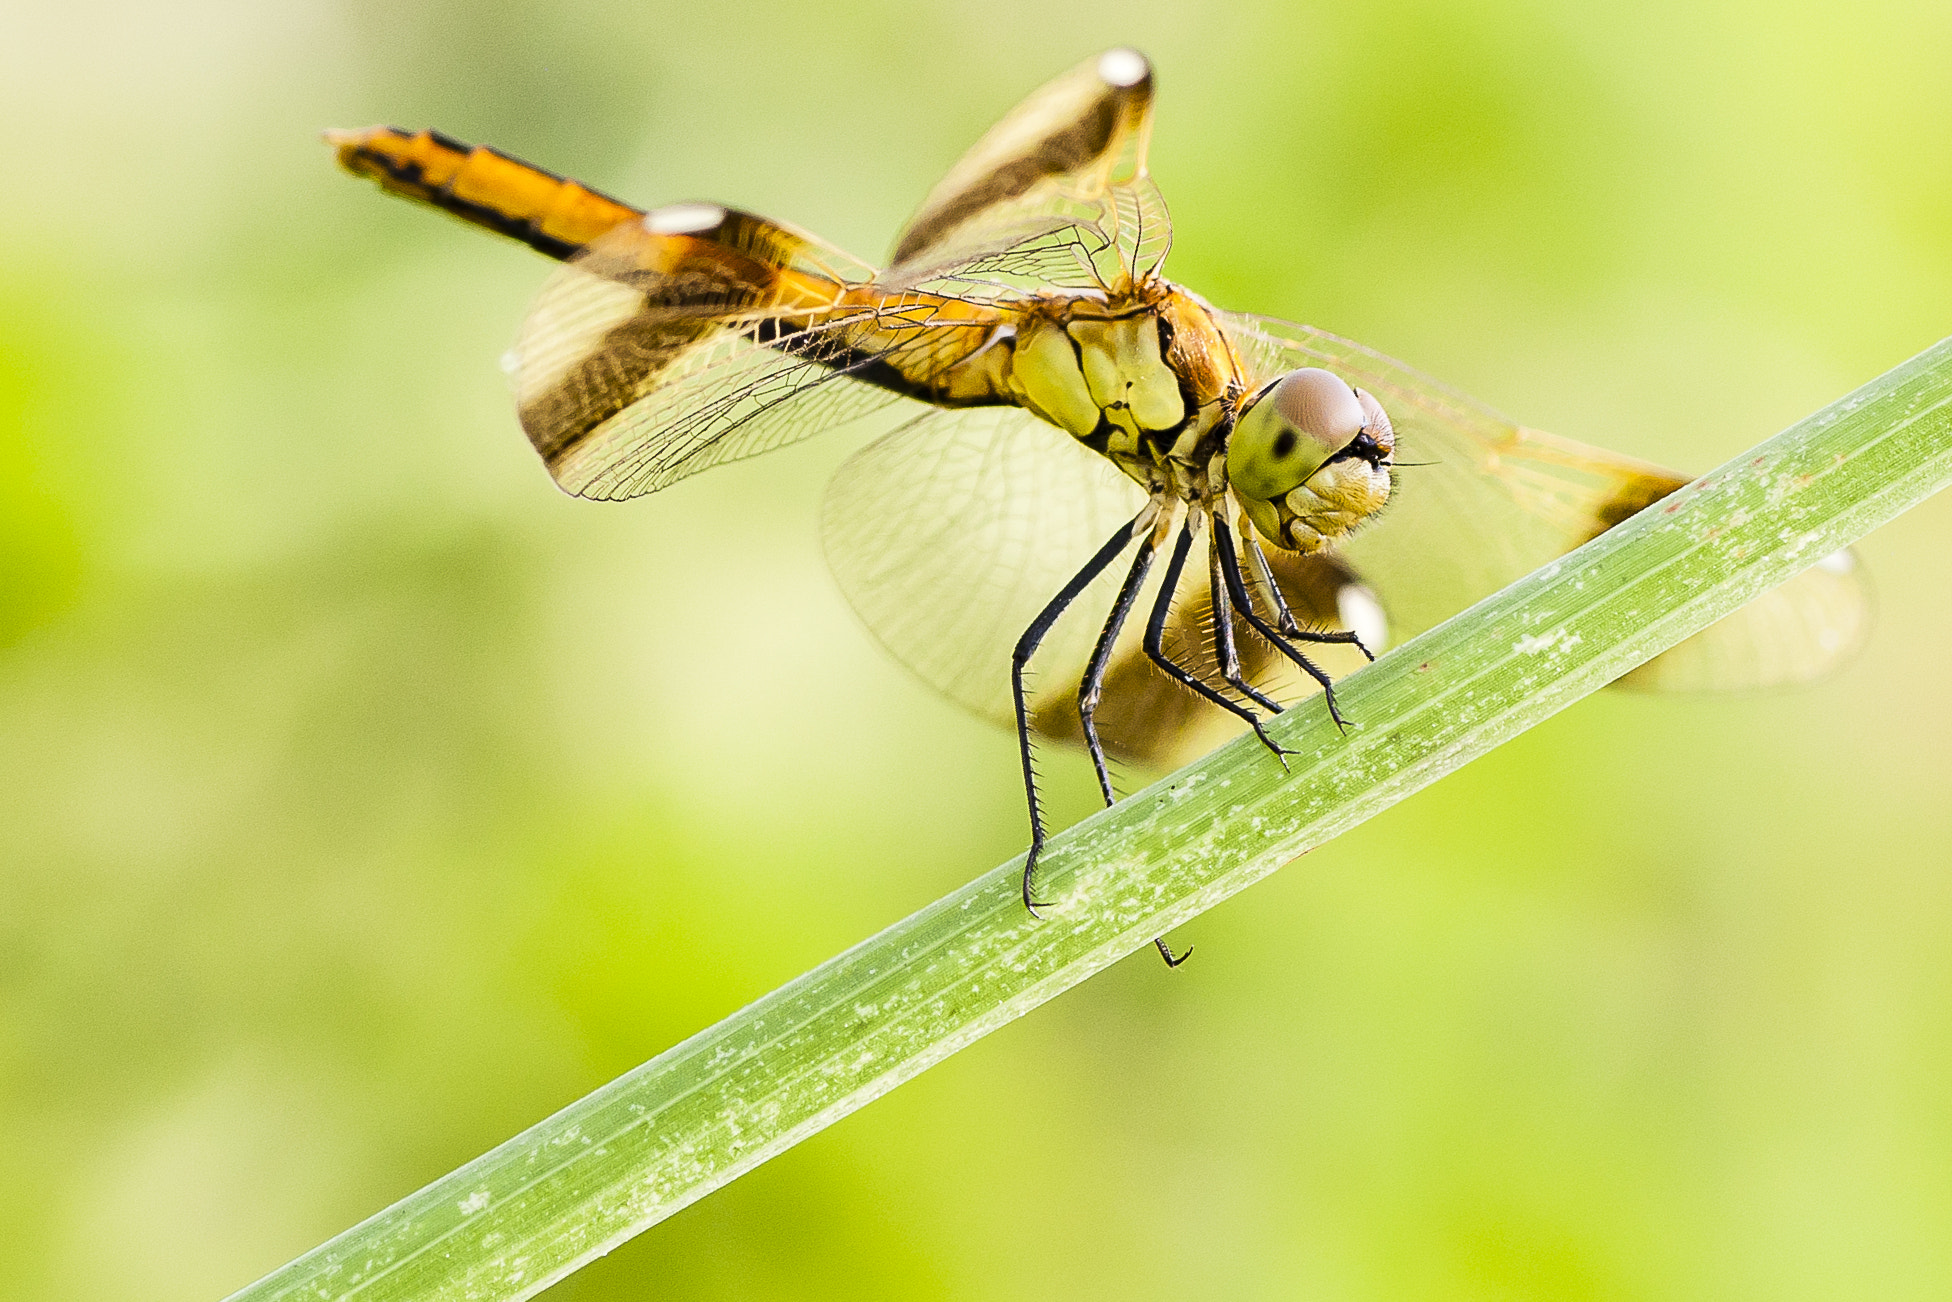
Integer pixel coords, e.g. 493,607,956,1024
327,126,643,261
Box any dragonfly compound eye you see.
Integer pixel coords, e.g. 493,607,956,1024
1228,367,1366,499
1229,368,1394,551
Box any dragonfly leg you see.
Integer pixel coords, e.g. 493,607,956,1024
1013,508,1150,916
1205,523,1285,715
1075,532,1193,969
1078,534,1159,807
1217,514,1354,732
1143,520,1292,763
1241,527,1375,662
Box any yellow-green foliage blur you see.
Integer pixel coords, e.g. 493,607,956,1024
4,1,1951,1298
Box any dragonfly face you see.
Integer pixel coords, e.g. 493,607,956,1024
1229,368,1397,553
331,47,1869,943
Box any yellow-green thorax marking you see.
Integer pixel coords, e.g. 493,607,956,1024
997,282,1245,501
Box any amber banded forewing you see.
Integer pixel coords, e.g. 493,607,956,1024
892,49,1153,266
507,208,1023,499
332,126,1027,500
884,49,1170,294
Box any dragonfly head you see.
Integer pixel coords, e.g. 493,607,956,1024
1227,367,1394,552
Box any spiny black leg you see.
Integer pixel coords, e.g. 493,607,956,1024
1239,528,1308,639
1075,535,1192,970
1241,529,1374,662
1215,515,1353,731
1079,534,1158,807
1142,521,1291,762
1206,527,1284,715
1014,508,1149,916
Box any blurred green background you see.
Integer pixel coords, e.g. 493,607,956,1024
4,0,1951,1298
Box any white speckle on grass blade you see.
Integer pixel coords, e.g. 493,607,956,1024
1513,628,1583,656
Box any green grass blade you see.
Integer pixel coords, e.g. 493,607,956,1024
229,336,1952,1302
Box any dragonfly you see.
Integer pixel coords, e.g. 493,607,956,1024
330,49,1868,964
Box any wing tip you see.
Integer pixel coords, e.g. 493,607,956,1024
1097,48,1152,90
1616,545,1874,693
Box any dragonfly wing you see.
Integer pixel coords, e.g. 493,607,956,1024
822,405,1148,726
507,206,1012,499
1217,311,1871,688
1614,551,1873,692
884,49,1169,294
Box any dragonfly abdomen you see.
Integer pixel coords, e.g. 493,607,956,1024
327,126,643,261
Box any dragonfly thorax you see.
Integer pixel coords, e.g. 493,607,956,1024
1008,312,1187,459
1002,296,1395,556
